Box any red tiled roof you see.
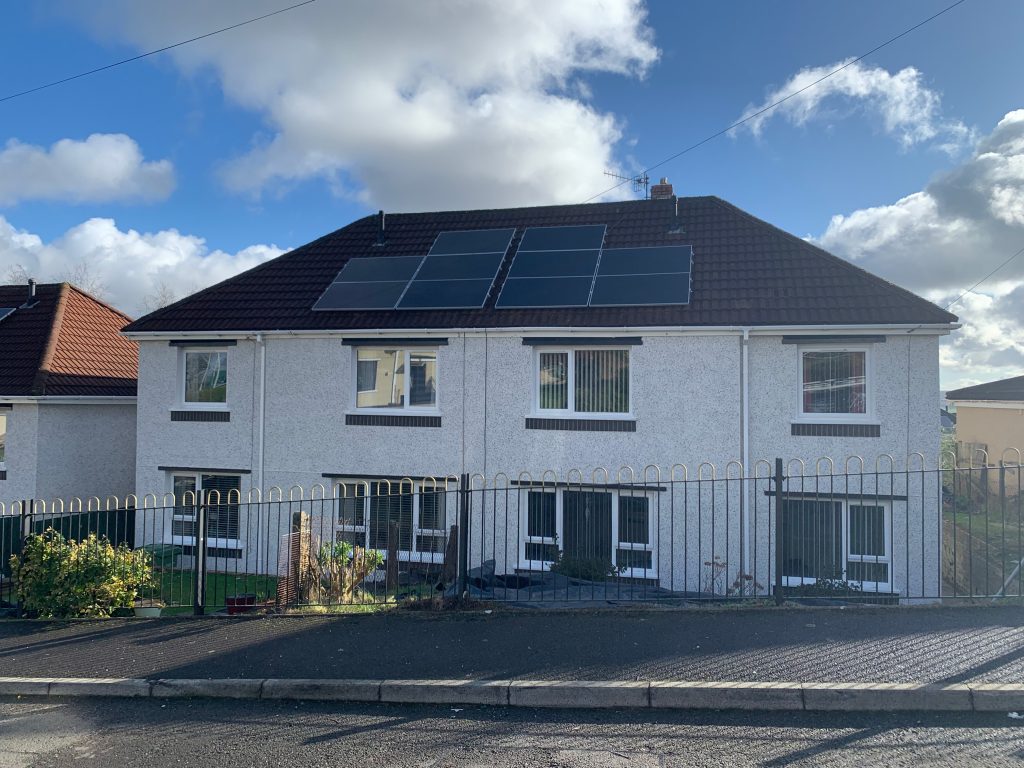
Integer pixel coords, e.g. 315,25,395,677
0,283,137,397
123,196,957,333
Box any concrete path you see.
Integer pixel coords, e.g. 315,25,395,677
1,605,1023,711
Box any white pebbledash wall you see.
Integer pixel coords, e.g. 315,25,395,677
132,330,942,595
0,402,136,508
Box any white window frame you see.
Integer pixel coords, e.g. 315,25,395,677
795,345,873,424
333,479,449,564
168,472,243,550
178,347,229,411
532,346,633,419
518,487,657,579
781,498,892,592
351,348,440,414
355,357,380,394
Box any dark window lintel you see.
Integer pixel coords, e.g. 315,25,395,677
522,337,642,347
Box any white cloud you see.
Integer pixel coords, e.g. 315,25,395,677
70,0,658,209
734,60,970,151
0,215,282,317
812,110,1024,389
0,134,175,206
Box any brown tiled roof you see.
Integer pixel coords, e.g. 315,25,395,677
124,196,957,333
0,283,137,397
947,375,1024,402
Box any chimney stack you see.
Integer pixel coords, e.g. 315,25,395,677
650,177,674,199
375,210,387,246
23,278,36,307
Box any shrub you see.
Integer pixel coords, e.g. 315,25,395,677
303,539,385,604
9,529,154,618
551,554,621,582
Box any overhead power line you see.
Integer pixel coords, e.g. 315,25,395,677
0,0,317,105
583,0,969,203
941,244,1024,312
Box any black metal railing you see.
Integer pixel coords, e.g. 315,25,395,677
0,458,1020,615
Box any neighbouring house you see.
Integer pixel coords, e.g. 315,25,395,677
121,189,957,598
946,374,1024,492
0,281,138,507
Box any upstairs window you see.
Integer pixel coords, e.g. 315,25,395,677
182,349,228,406
355,348,437,410
537,348,630,415
800,348,868,418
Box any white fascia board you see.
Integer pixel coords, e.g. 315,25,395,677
0,396,136,405
122,323,956,342
948,400,1024,410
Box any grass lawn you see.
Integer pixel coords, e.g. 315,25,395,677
147,571,279,615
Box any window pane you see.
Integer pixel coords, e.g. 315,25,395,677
357,349,404,408
538,352,568,410
849,505,886,557
201,475,240,540
184,351,227,403
525,542,559,562
337,483,366,528
574,349,629,413
781,500,843,580
356,359,378,393
0,413,6,464
618,496,649,545
847,561,889,584
802,351,866,414
419,489,445,531
172,475,197,538
616,549,653,571
562,490,613,561
409,351,437,407
368,482,413,551
527,491,557,538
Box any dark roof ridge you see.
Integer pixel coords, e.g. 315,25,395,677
706,197,958,325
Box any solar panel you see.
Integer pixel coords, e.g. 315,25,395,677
0,307,15,323
416,252,505,281
396,228,515,310
430,228,516,255
590,273,692,306
334,255,424,283
495,277,593,308
598,245,692,276
518,225,606,252
507,250,599,278
313,281,410,310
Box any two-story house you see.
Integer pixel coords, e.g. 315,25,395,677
121,190,956,598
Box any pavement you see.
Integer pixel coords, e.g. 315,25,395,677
1,604,1024,712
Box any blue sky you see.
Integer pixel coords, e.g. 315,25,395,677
1,0,1023,388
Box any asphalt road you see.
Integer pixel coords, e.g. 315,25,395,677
3,696,1024,767
2,605,1024,684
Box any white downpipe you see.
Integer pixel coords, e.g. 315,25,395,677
256,333,267,495
740,327,751,578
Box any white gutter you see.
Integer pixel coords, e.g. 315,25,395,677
256,333,267,495
945,400,1024,410
0,396,136,405
122,322,958,342
740,327,751,580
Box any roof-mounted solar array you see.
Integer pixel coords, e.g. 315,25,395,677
0,307,16,324
497,225,606,308
496,227,693,308
312,228,514,311
397,228,514,309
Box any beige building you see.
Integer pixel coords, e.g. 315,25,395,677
947,375,1024,494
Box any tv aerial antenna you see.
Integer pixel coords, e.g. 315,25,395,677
603,170,650,198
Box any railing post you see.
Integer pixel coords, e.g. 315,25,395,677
457,473,470,599
774,458,784,606
193,494,208,616
17,499,31,617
